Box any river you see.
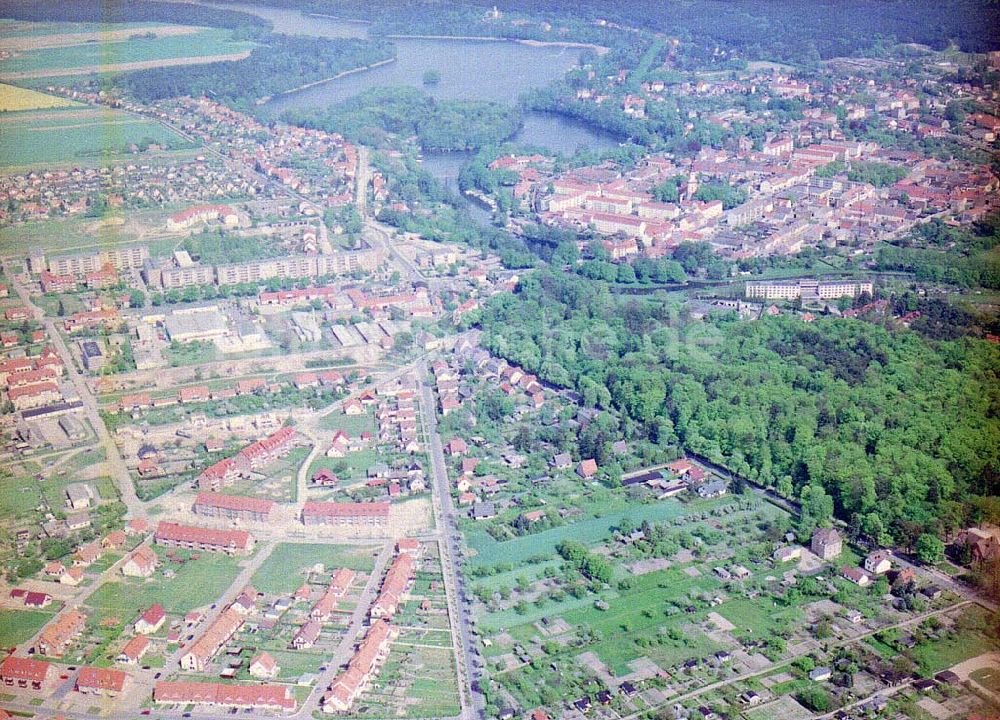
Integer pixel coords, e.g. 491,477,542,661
202,2,619,216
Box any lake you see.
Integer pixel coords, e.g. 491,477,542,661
202,2,619,213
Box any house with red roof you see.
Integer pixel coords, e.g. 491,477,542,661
444,437,467,456
249,652,279,679
577,459,598,479
76,667,127,696
117,635,151,665
0,656,50,689
135,604,166,635
122,545,158,578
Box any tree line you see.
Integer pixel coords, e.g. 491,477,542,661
123,35,394,108
476,269,1000,547
282,86,523,152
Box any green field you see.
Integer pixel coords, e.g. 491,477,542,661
910,605,1000,674
0,609,54,648
251,542,377,596
0,106,195,168
85,547,244,621
970,667,1000,693
0,208,188,257
0,20,173,39
0,29,253,77
0,474,44,519
466,499,702,568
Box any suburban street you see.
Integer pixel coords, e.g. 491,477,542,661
4,261,145,518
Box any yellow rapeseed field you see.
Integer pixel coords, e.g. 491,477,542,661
0,83,78,112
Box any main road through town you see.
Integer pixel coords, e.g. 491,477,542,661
418,360,485,720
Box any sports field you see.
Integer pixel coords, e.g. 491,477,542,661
0,82,78,111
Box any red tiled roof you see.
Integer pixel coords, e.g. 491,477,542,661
139,603,166,626
155,522,252,551
0,656,50,682
194,492,274,515
77,666,127,692
154,681,295,710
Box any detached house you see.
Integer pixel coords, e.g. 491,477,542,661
122,545,158,578
811,528,842,560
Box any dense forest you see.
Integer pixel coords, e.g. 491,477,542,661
0,1,268,30
476,269,1000,544
211,0,1000,60
123,35,394,107
282,86,523,151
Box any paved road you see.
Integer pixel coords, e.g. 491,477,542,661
6,265,145,519
159,539,279,674
295,541,394,717
418,363,484,720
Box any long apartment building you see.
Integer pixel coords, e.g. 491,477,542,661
154,522,255,556
300,502,390,531
310,568,356,621
36,607,86,657
744,278,874,301
154,682,296,712
193,492,274,523
39,245,149,276
370,551,414,619
198,427,296,491
214,248,384,286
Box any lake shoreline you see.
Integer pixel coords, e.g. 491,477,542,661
259,57,397,104
384,33,609,55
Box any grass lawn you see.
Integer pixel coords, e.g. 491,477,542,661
911,607,1000,674
0,206,194,258
316,411,376,435
466,499,702,568
0,474,44,520
0,609,53,647
85,547,244,620
307,448,379,482
251,543,377,596
715,598,806,637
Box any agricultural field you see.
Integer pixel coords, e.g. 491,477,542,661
0,27,254,80
0,82,78,111
0,106,195,169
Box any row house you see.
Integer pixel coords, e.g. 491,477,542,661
193,492,274,523
154,522,255,556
